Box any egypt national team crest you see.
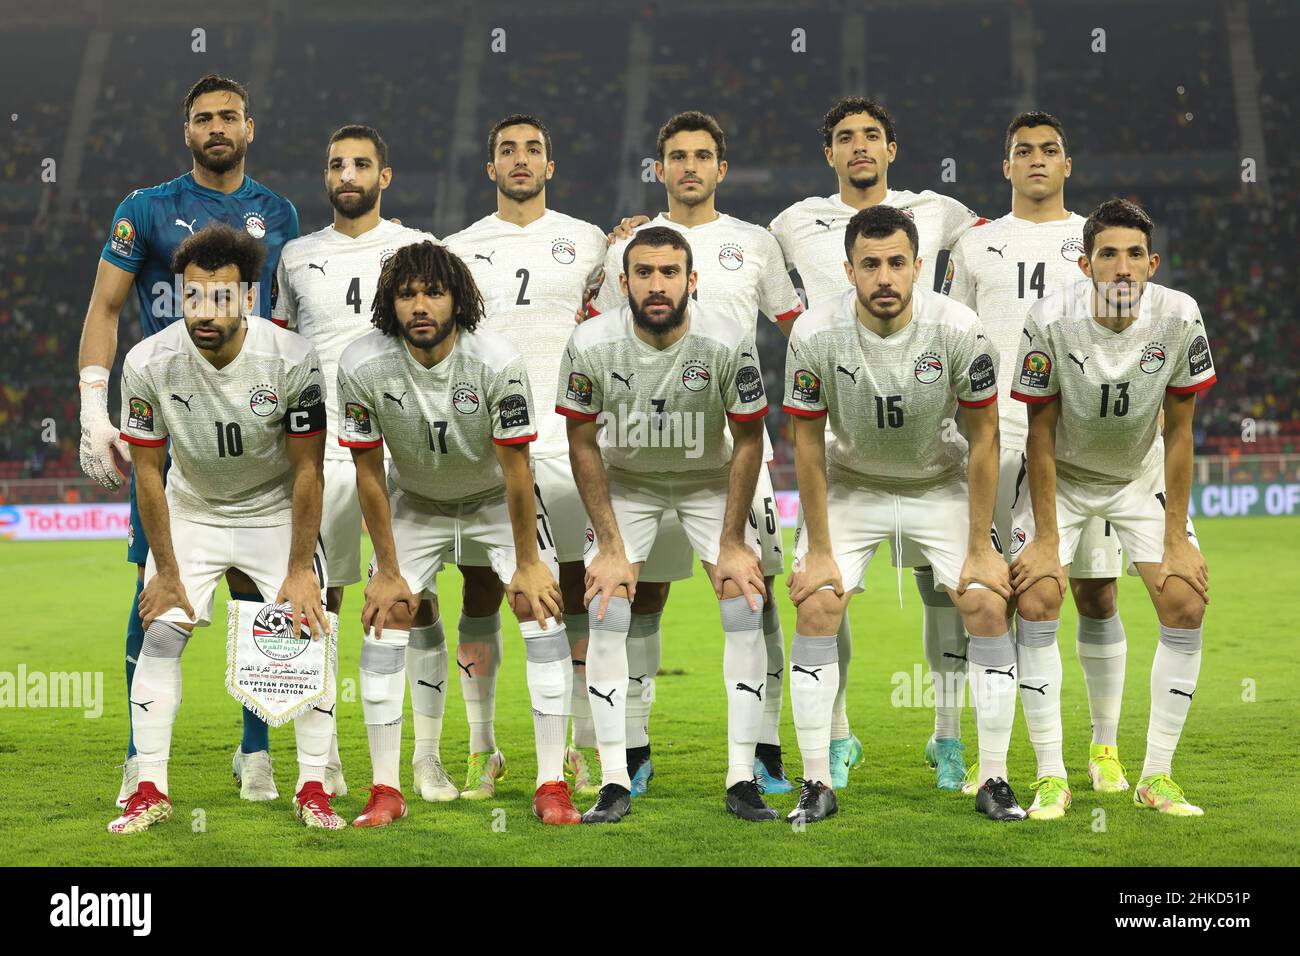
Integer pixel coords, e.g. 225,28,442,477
584,527,595,555
914,352,944,385
1010,527,1027,556
244,213,267,239
111,217,135,257
1019,351,1051,389
452,383,480,414
718,244,744,271
127,397,154,432
1061,238,1086,260
250,604,308,660
551,237,576,264
1140,343,1167,374
249,385,279,417
681,361,711,392
379,248,396,267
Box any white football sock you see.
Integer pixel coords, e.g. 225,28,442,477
407,619,448,761
132,621,190,795
1015,614,1066,780
721,595,766,788
1141,624,1203,779
564,613,595,749
1076,613,1127,747
790,632,839,787
457,612,501,754
328,645,342,771
586,596,632,789
830,614,852,739
521,618,572,786
294,701,332,791
625,611,660,749
967,631,1017,783
760,599,785,747
916,570,968,740
360,627,409,788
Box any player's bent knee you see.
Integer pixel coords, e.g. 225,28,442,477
1016,578,1064,621
413,597,437,627
1156,582,1205,630
631,580,669,614
1070,578,1117,619
325,586,344,615
955,589,1008,636
141,620,191,658
460,566,505,616
796,590,843,636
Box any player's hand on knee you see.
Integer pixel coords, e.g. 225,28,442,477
714,541,765,611
362,569,417,638
583,551,635,620
139,571,193,630
1010,540,1066,597
509,559,562,629
277,568,329,641
959,544,1012,601
787,551,843,605
1156,538,1209,604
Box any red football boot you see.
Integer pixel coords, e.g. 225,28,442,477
294,781,346,830
533,780,582,825
352,784,408,828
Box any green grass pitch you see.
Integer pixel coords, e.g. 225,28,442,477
1,517,1295,866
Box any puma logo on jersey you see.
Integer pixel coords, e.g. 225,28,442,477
417,679,445,693
474,252,496,264
814,218,835,230
741,350,755,360
170,393,193,410
308,261,328,275
383,391,407,408
1021,328,1034,345
1068,353,1089,374
611,371,635,389
735,681,764,700
791,664,822,682
588,685,616,706
987,244,1007,258
508,377,523,386
175,218,197,234
836,365,860,383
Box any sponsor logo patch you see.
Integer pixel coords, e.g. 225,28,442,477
566,372,593,406
1140,343,1167,374
345,402,372,435
111,218,135,257
1019,351,1052,389
736,365,764,404
968,353,995,393
1188,335,1212,376
791,369,821,404
127,397,153,432
499,393,530,430
914,351,944,385
297,383,323,407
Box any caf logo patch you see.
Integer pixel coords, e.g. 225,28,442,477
1140,343,1167,374
736,365,764,404
551,238,576,264
111,218,135,257
566,372,593,406
1188,335,1212,376
244,213,267,239
1019,351,1052,389
249,387,279,417
791,369,821,404
718,244,744,271
453,384,480,414
681,361,711,392
127,397,154,432
345,402,372,435
499,393,530,429
1061,238,1086,260
914,352,944,385
251,603,308,660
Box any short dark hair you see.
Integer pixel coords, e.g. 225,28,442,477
1082,198,1155,256
1005,110,1070,158
327,124,388,168
843,205,919,259
622,226,693,277
488,113,553,163
657,111,726,162
822,96,896,148
171,223,265,285
183,74,250,121
371,241,483,337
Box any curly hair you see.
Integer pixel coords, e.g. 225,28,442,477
843,205,918,259
170,222,265,284
370,241,484,337
822,96,896,148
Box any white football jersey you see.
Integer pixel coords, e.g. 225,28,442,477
273,219,439,460
120,317,325,526
444,209,607,460
337,326,536,507
769,188,983,309
782,288,998,492
1011,279,1216,485
556,302,768,482
948,212,1088,452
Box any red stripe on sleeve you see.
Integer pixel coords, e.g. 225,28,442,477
120,432,166,447
494,433,537,446
1010,390,1059,405
958,392,998,409
555,405,599,422
727,406,769,422
1166,375,1216,396
339,438,383,449
781,404,827,419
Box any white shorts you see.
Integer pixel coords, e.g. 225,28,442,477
586,473,760,570
1011,467,1200,572
374,489,559,596
146,516,326,628
794,479,984,594
456,455,589,567
322,458,363,587
640,463,783,582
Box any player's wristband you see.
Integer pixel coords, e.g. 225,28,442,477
79,364,111,387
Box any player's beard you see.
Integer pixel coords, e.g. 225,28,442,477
186,319,236,352
192,136,246,175
399,314,456,351
847,168,880,190
330,181,381,219
630,292,689,336
496,173,545,204
859,286,911,321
